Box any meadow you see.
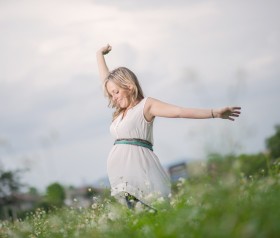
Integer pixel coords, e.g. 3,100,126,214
1,157,280,238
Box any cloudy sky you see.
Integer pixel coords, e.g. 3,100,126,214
0,0,279,191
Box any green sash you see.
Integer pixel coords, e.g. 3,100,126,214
114,138,153,151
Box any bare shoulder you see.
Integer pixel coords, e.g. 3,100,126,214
145,97,157,106
144,97,161,110
144,97,183,118
143,97,158,122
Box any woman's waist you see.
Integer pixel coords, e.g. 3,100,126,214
113,138,153,151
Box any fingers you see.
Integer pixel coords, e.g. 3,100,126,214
226,106,241,121
226,115,236,121
101,44,112,55
106,44,112,51
230,107,241,117
232,107,241,113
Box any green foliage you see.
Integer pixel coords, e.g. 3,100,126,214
28,187,39,196
1,125,280,237
237,153,270,177
0,169,22,198
1,173,280,238
43,183,65,208
271,158,280,175
266,124,280,160
207,152,270,179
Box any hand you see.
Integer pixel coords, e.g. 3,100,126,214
97,44,112,55
216,107,241,121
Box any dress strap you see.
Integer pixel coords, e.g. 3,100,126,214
114,138,153,151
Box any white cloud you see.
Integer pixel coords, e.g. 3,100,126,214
0,0,280,190
245,55,275,72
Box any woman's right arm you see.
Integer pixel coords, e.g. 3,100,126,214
96,44,112,83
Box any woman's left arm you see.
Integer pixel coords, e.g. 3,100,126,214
96,44,112,83
144,98,241,121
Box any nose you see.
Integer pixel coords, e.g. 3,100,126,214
112,94,118,102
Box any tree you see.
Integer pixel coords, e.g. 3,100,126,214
0,168,24,219
0,168,22,199
28,187,39,196
45,182,65,207
266,125,280,160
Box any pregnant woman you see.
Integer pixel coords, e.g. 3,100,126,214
96,44,241,211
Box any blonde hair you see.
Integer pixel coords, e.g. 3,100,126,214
104,67,144,120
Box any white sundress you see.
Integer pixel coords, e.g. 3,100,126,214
107,97,171,206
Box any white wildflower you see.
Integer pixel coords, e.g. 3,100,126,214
108,211,119,221
178,177,186,184
135,202,145,213
97,214,108,231
149,209,156,214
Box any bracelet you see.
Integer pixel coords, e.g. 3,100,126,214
211,109,214,118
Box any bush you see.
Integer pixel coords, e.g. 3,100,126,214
1,173,280,238
207,153,270,180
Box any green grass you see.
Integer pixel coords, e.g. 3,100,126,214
1,174,280,238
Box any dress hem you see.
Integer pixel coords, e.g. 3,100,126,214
111,182,167,207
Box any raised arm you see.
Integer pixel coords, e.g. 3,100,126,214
144,98,241,122
96,44,112,83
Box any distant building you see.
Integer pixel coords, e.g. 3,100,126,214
168,161,188,183
0,193,41,220
93,176,110,189
64,186,103,208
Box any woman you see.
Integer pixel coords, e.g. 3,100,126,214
96,44,241,210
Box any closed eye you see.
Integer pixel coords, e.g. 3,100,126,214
109,91,117,96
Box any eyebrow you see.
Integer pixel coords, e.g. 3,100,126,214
108,89,118,96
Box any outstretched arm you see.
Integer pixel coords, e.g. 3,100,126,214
96,44,112,82
144,98,241,122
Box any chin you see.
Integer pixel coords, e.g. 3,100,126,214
120,103,127,109
119,100,129,108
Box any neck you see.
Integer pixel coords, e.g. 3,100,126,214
128,99,140,109
123,100,139,114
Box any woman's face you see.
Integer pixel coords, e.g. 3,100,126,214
106,80,132,109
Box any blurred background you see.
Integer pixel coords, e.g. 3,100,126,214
0,0,280,192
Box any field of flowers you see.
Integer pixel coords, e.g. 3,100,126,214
1,165,280,238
